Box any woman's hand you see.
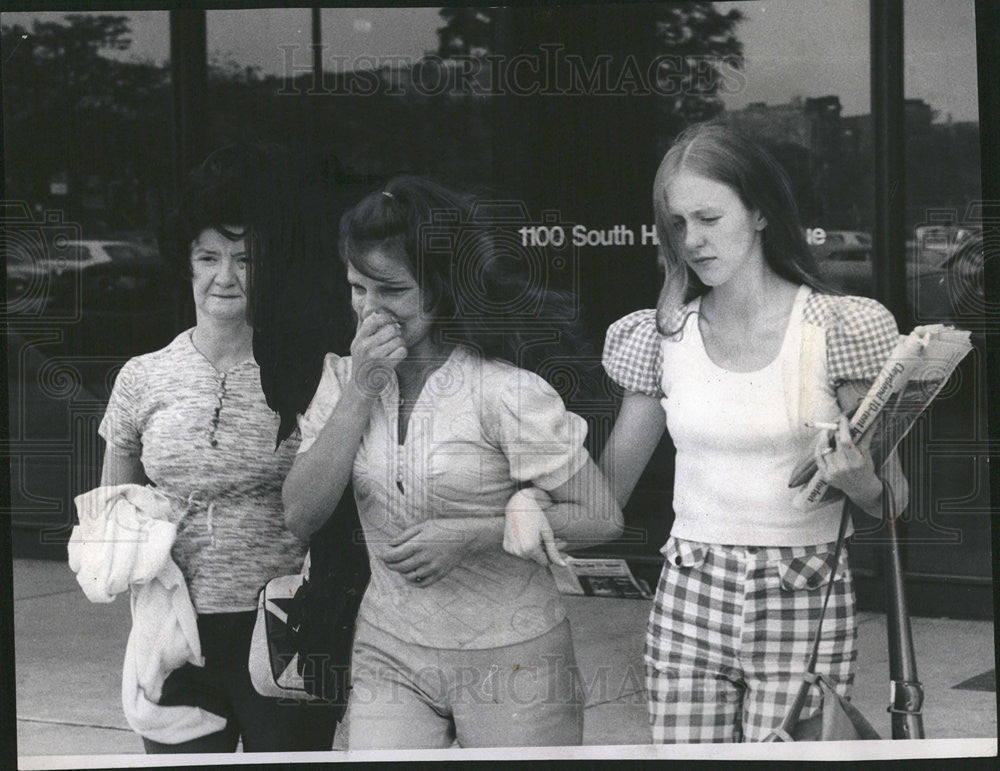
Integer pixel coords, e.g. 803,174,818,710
814,415,883,508
503,488,568,566
349,311,407,398
382,519,485,588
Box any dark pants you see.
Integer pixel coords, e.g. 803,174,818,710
142,611,337,753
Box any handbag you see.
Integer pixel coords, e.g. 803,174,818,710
248,555,315,700
764,496,881,742
248,482,370,719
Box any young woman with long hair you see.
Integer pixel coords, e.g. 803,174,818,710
600,122,908,743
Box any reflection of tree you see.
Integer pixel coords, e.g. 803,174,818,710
2,15,171,231
435,4,744,330
437,4,743,144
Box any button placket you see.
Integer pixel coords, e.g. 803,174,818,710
209,372,227,448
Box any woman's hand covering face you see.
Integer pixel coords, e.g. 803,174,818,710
349,312,407,398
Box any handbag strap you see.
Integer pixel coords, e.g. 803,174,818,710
769,479,891,741
803,492,856,674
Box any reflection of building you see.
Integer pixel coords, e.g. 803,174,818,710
728,95,939,158
726,95,843,158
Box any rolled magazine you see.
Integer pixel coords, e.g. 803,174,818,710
790,325,973,508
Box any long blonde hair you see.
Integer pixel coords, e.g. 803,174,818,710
652,122,826,336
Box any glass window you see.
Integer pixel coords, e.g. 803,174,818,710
3,11,176,558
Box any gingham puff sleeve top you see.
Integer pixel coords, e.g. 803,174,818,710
602,291,900,546
603,294,899,400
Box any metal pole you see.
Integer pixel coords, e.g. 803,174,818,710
310,7,322,143
168,9,207,331
312,6,322,82
168,10,207,204
870,0,908,327
871,0,924,740
883,500,925,739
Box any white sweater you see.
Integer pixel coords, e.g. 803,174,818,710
68,485,227,743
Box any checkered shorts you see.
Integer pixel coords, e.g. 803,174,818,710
645,537,858,743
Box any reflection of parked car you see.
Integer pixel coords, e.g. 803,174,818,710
907,231,985,326
6,238,173,313
811,231,881,297
810,229,983,325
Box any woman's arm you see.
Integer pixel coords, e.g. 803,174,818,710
282,312,407,540
100,445,148,487
281,379,377,540
598,392,667,508
539,456,623,551
504,392,664,565
386,456,624,582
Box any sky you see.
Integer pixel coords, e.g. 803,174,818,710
1,1,980,122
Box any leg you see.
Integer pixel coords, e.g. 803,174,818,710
451,619,584,747
645,665,744,744
210,612,339,752
345,619,455,750
741,544,859,742
644,540,746,743
142,616,237,754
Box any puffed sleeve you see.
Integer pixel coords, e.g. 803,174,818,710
488,366,590,491
296,353,351,454
98,358,143,454
602,309,664,398
824,296,901,388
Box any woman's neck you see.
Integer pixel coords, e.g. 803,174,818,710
702,264,798,326
396,338,452,396
191,316,254,372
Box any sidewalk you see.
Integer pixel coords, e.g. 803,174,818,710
13,558,997,760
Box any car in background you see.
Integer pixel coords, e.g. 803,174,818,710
907,230,986,326
811,230,880,297
810,228,984,326
5,238,173,315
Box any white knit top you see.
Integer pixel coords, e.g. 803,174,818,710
603,286,900,547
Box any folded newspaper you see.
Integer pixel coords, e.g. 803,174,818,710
791,324,973,508
549,557,653,599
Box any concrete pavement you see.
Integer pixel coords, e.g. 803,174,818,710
12,558,997,763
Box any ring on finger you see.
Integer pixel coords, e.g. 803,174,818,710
820,446,835,456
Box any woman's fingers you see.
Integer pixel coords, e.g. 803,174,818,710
837,414,853,448
523,541,549,566
388,524,421,548
413,571,441,588
814,429,835,463
540,526,567,567
383,536,420,563
383,553,424,573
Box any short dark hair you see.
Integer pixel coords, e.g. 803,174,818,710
160,143,281,281
161,142,359,445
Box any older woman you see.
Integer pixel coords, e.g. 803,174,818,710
98,150,338,753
